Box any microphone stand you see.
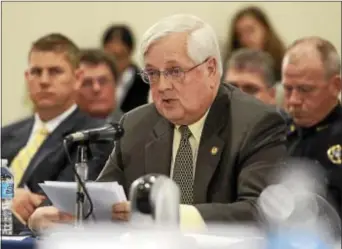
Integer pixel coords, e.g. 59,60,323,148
74,142,91,227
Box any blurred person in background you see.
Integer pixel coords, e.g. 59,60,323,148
224,48,276,105
283,36,342,217
102,24,149,113
1,34,113,231
224,48,289,120
223,6,286,82
76,49,123,122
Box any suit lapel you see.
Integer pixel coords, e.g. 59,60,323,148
19,109,82,187
193,85,231,203
145,117,174,177
6,119,34,163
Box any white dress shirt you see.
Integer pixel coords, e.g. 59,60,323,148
116,66,135,107
26,104,77,145
170,110,210,178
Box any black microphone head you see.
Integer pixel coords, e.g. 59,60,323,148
129,174,162,215
110,122,124,140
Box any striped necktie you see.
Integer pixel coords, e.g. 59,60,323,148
11,126,49,187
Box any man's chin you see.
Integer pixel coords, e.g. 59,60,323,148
160,110,184,125
35,102,56,109
90,109,111,118
293,117,313,128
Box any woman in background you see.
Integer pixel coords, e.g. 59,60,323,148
224,6,286,82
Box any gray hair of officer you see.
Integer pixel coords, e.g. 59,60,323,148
139,14,223,77
226,48,276,88
283,36,341,79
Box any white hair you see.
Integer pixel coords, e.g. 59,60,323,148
140,14,223,76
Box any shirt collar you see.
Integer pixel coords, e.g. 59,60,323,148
175,109,210,143
289,104,342,136
119,66,135,88
33,104,77,134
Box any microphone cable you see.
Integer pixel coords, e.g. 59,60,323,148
63,140,96,221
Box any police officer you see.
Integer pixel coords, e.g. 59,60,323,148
282,36,342,217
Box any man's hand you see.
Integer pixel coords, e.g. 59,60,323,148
12,189,46,223
112,202,130,221
28,206,74,231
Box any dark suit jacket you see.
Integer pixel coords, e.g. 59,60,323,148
106,108,124,123
120,64,150,113
97,84,287,222
1,108,114,194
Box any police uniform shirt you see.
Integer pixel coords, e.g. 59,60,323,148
287,104,342,167
287,104,342,217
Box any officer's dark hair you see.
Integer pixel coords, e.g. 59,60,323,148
285,36,341,79
80,49,118,81
226,48,276,88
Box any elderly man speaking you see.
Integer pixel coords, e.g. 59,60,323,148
28,14,287,231
101,14,287,222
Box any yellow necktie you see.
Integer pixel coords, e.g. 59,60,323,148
11,126,49,188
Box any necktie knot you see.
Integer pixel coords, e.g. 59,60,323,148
37,126,49,136
179,125,192,140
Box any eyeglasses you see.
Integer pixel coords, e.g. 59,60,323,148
139,58,209,85
81,76,112,89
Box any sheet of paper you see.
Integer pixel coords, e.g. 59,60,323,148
2,236,30,241
39,181,126,220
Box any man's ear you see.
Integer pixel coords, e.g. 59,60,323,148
75,68,83,80
74,68,84,90
207,57,217,77
24,70,29,82
330,74,341,98
269,86,276,98
267,86,277,105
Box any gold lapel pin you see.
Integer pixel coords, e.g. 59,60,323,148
211,146,218,155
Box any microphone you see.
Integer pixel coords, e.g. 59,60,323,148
129,174,180,227
129,174,206,232
64,122,124,143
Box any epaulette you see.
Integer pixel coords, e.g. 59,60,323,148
316,124,329,132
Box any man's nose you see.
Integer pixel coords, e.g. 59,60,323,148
157,73,172,92
287,89,303,105
39,71,51,86
92,81,101,92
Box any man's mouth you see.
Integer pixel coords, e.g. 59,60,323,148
162,98,176,104
37,92,54,98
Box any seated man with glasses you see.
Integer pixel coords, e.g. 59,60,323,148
75,49,123,122
28,14,287,231
224,48,277,106
224,48,289,122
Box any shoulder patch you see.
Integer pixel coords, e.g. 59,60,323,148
327,144,342,165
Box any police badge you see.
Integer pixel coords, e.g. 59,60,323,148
327,144,342,165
